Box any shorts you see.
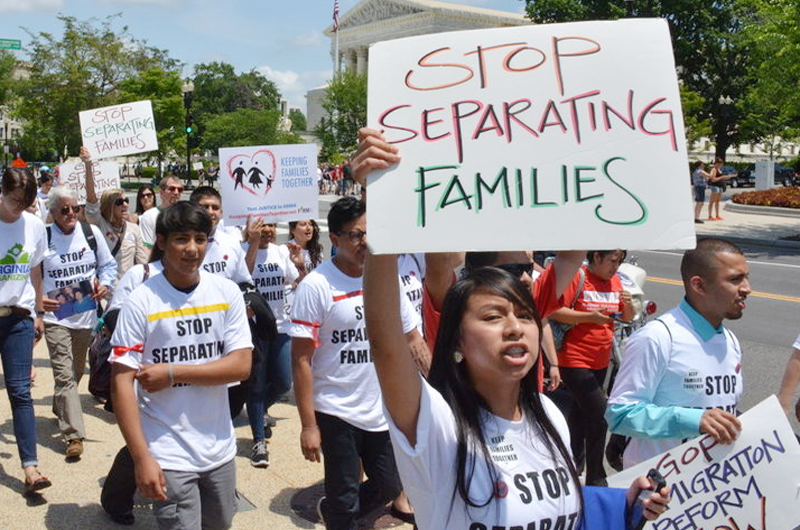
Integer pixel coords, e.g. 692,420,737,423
709,185,722,193
694,185,707,202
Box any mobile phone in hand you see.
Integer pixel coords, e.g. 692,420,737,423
628,468,667,530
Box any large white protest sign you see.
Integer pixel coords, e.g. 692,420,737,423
79,100,158,159
608,396,800,530
57,159,120,205
218,143,318,224
366,19,694,254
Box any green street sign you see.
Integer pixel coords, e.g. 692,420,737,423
0,39,22,50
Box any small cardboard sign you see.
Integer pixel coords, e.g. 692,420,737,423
57,160,120,205
218,143,318,225
607,396,800,530
79,100,158,159
366,18,694,253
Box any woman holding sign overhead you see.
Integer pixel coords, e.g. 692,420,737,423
353,128,669,530
80,147,148,283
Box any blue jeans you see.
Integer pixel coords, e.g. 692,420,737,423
0,315,38,467
246,333,292,441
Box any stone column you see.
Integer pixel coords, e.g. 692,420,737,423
356,47,368,75
345,49,357,72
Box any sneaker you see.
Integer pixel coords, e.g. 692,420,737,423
264,412,277,427
264,423,273,440
316,496,327,525
250,440,269,468
715,216,724,221
66,439,83,459
694,219,705,224
708,216,715,221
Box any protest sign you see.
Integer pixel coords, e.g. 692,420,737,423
79,100,158,159
218,143,318,224
607,396,800,530
366,18,694,254
57,159,120,205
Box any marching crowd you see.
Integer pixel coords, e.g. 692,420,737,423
0,131,797,530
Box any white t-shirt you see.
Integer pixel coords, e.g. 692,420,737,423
287,238,323,272
106,261,165,312
794,331,800,350
609,306,743,467
397,253,425,335
110,272,253,472
41,222,117,329
246,242,299,334
387,379,581,530
138,206,160,247
0,211,47,314
288,259,419,431
202,229,252,284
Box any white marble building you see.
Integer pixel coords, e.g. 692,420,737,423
306,0,527,130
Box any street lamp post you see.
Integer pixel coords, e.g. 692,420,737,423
182,79,195,188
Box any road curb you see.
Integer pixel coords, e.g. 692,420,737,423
724,202,800,219
695,232,800,250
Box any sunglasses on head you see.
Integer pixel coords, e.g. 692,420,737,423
497,262,535,278
60,205,81,215
115,197,130,206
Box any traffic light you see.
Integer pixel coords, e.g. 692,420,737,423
185,114,194,135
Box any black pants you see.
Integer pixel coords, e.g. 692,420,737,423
316,411,403,530
101,446,136,518
560,366,608,485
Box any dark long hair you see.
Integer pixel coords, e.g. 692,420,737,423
428,267,583,514
2,167,37,208
289,219,323,267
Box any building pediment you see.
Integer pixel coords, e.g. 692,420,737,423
338,0,425,30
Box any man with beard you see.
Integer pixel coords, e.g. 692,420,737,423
607,238,750,468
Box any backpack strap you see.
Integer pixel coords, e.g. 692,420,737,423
79,221,98,256
569,267,586,309
142,262,151,282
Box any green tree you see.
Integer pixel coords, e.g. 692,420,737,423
289,108,307,131
314,70,367,163
737,0,800,158
118,66,185,172
201,108,301,153
523,0,754,159
16,14,177,159
0,50,16,107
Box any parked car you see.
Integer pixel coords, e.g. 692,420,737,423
728,163,798,188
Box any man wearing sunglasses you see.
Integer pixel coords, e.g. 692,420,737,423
139,175,184,249
41,186,117,459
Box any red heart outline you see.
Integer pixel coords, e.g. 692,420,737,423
227,149,277,197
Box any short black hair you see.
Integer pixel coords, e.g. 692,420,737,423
2,167,37,208
681,237,743,286
189,186,221,204
328,196,365,235
155,201,213,240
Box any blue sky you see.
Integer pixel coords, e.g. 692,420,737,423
0,0,526,112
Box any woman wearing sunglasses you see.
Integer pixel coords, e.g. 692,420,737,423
128,184,156,225
80,147,148,282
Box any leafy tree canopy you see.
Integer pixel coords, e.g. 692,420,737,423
201,108,301,153
289,108,307,131
314,70,367,163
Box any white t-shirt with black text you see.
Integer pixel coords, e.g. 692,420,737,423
387,379,581,530
202,229,252,284
111,271,253,472
288,259,419,431
246,242,299,334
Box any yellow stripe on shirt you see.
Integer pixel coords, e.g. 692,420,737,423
147,303,230,322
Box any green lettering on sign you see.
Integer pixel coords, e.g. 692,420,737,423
0,39,22,50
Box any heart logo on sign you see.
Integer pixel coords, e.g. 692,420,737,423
227,149,277,197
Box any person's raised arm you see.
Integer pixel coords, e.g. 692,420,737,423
424,252,464,311
552,251,585,299
80,147,98,205
364,253,422,446
243,216,262,274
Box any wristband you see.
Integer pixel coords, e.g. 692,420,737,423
168,363,174,385
36,311,44,317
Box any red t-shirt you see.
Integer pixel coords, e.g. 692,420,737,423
557,266,624,370
422,264,563,352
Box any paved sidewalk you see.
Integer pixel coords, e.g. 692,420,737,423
1,198,797,529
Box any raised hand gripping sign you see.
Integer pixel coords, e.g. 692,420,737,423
79,100,158,159
218,143,318,225
366,19,695,254
607,396,800,530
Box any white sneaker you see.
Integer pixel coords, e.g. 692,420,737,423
250,440,269,468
